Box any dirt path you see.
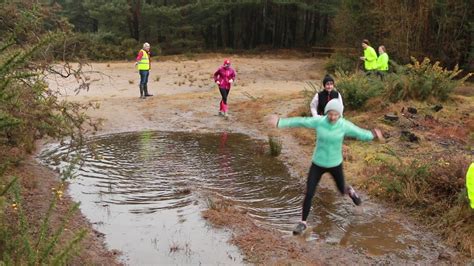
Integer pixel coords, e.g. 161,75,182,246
42,54,466,264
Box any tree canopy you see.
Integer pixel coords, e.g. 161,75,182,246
1,0,471,69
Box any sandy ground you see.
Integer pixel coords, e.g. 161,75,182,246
36,54,469,264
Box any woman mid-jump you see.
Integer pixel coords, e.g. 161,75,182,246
269,99,384,235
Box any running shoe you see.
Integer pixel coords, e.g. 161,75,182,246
347,186,362,206
292,222,307,235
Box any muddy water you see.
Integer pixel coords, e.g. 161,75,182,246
40,131,438,264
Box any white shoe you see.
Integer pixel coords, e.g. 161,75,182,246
292,222,307,235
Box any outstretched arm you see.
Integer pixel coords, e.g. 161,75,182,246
344,120,383,141
268,115,322,129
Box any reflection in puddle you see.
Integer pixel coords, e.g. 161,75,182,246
40,131,434,263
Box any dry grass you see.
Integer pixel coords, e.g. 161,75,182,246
362,152,473,256
453,83,474,97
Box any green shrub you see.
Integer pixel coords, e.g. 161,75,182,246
0,180,86,264
121,38,139,60
1,4,96,264
334,71,384,110
325,57,472,107
184,52,195,60
384,57,472,102
325,53,358,74
1,36,99,164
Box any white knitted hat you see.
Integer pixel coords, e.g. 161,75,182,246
324,99,344,115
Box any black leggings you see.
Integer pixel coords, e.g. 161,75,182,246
302,163,345,221
219,87,229,104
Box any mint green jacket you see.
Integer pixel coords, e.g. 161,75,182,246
278,116,374,168
376,53,389,71
364,46,378,70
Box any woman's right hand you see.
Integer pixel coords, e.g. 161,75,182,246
372,128,384,141
268,115,279,128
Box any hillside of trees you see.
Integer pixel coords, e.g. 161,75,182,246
3,0,468,69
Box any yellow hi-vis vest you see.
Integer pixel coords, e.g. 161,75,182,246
467,163,474,209
137,49,150,71
364,46,377,70
376,53,389,71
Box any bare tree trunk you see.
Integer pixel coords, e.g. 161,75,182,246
128,0,140,40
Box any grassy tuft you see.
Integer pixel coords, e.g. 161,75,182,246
268,135,282,157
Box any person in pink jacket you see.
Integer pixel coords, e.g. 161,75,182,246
213,59,236,117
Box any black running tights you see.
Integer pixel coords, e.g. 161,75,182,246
302,163,345,221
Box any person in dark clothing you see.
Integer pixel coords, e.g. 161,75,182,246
310,75,343,117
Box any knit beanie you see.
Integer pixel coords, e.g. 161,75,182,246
324,99,344,115
322,74,334,87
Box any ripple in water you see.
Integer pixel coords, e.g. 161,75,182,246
40,131,435,264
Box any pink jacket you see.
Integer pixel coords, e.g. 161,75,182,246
213,66,236,89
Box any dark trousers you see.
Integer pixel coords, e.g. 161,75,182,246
302,163,345,221
139,70,149,86
376,70,387,80
219,87,229,104
219,87,230,112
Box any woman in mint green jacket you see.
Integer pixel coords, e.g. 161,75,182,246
269,99,383,235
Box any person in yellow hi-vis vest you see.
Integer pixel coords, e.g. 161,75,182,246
467,163,474,209
376,45,389,72
375,45,389,79
135,42,153,99
359,39,377,72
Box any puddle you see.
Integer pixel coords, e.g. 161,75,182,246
40,131,437,263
